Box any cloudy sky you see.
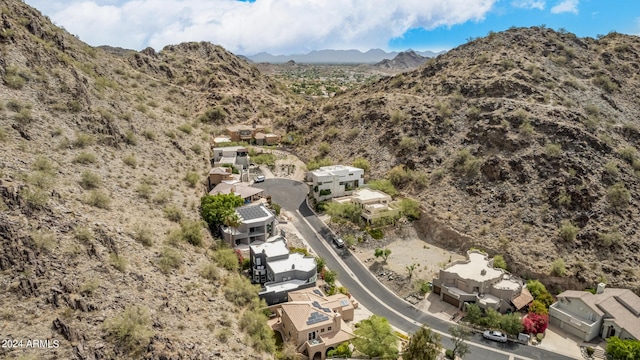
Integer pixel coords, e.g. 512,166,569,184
24,0,640,55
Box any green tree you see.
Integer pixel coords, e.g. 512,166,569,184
375,248,392,262
403,325,442,360
368,179,398,197
448,324,471,359
500,313,524,335
325,201,362,224
315,256,326,273
463,303,482,325
606,336,640,360
526,280,548,299
353,315,398,359
493,255,507,270
200,193,244,232
399,198,421,220
352,157,371,173
223,211,243,229
528,300,549,315
483,308,502,329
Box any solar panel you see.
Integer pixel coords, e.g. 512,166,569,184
306,311,329,325
312,301,322,309
313,289,324,296
236,206,268,220
340,299,349,307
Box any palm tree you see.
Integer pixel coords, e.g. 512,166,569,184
223,211,242,229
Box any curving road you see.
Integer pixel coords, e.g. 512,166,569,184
254,179,577,360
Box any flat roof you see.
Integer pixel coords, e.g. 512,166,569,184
250,238,289,259
311,165,363,176
268,252,316,274
237,204,273,222
262,279,308,293
353,188,391,202
213,146,249,151
444,252,503,283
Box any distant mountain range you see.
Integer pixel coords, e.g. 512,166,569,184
373,50,431,70
245,48,444,64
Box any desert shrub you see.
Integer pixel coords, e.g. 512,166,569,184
85,190,111,209
178,123,192,134
617,146,637,164
0,127,6,142
252,153,276,166
123,154,137,168
163,205,184,222
606,183,630,209
124,130,137,145
136,183,152,199
592,74,618,93
73,133,95,148
317,142,331,156
158,247,182,274
388,165,412,187
20,188,49,208
109,253,128,272
190,144,202,154
599,230,622,247
368,179,398,196
198,106,227,123
399,198,420,220
153,190,173,205
200,262,220,281
306,158,332,171
519,119,534,136
214,248,240,271
133,224,153,247
493,255,507,270
79,279,100,296
368,228,384,240
551,258,566,276
352,157,370,172
33,156,55,173
31,231,55,252
73,151,97,164
240,306,276,353
75,227,94,244
452,149,481,178
179,219,203,246
142,130,156,140
324,202,362,224
216,329,232,342
184,171,200,188
224,275,260,307
103,305,153,353
398,137,417,152
545,143,562,158
80,170,102,189
559,221,578,241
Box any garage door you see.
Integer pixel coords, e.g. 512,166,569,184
443,293,460,308
551,317,586,340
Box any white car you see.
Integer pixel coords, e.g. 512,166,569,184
483,330,507,343
254,175,265,183
333,237,345,248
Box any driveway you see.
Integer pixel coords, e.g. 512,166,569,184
254,178,579,360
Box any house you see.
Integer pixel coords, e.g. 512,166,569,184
333,188,401,223
211,135,232,147
272,287,357,360
210,146,250,179
549,284,640,342
220,204,277,247
226,124,265,142
308,165,364,202
432,250,532,313
208,182,264,203
250,237,317,305
254,132,280,145
207,167,235,191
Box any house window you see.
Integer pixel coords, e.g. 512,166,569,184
255,258,261,266
308,331,316,340
321,328,325,333
327,326,332,331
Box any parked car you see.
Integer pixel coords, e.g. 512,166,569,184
333,237,345,248
254,175,265,183
483,330,508,343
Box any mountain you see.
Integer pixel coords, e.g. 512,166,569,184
288,27,640,294
373,50,430,71
246,48,441,64
0,1,290,358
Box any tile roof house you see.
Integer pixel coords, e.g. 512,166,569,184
307,165,364,202
207,167,235,191
271,288,357,360
250,237,317,305
220,204,277,247
333,188,401,223
432,250,532,313
549,284,640,342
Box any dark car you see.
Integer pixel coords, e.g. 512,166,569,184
333,237,345,248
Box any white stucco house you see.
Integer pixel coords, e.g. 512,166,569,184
307,165,364,202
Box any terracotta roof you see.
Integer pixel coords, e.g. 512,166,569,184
512,287,534,310
319,327,355,347
208,183,264,199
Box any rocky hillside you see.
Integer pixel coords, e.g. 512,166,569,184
0,0,292,359
373,50,430,72
289,27,640,293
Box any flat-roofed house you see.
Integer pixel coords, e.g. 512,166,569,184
549,284,640,342
308,165,364,202
432,250,532,313
333,188,401,223
211,146,250,179
250,237,318,305
221,204,277,247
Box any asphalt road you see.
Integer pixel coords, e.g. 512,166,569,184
254,179,577,360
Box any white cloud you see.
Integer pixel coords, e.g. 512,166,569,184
24,0,497,54
511,0,545,10
550,0,578,14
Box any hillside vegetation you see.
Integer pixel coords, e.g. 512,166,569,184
289,27,640,292
0,0,290,358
